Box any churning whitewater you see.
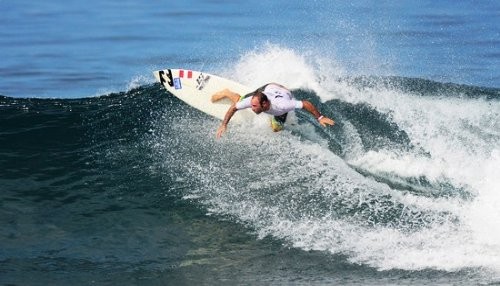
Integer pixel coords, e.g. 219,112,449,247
147,46,500,272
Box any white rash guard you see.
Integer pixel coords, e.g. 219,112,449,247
235,84,303,116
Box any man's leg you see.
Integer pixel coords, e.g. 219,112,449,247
211,89,241,104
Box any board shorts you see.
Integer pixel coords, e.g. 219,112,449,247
270,113,287,132
240,85,287,132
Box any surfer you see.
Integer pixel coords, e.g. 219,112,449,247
212,83,335,138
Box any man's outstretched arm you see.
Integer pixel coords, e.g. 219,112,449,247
216,104,238,138
301,100,335,127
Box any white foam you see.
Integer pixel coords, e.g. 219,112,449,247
341,91,500,271
220,43,335,102
126,74,155,91
464,150,500,246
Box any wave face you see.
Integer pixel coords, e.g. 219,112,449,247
1,47,499,284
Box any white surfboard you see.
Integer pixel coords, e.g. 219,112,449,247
153,68,256,123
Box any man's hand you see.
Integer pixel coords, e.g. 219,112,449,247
302,100,335,128
216,124,227,138
216,104,238,139
318,116,335,127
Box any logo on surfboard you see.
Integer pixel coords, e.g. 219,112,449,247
158,69,209,91
178,70,192,79
173,78,182,89
159,70,174,87
196,73,210,90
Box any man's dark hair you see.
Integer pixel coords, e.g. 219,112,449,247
253,91,269,105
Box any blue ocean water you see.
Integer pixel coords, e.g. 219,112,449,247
1,1,500,285
1,0,499,98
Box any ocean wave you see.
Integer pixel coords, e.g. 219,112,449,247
1,65,499,274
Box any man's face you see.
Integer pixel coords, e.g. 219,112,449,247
250,96,264,114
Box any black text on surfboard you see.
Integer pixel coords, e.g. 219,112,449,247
196,73,210,90
159,70,174,87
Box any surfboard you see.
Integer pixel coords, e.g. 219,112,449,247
153,68,256,123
